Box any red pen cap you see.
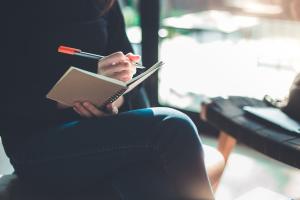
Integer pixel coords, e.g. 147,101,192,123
58,46,81,55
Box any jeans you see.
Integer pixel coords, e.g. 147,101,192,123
10,107,214,200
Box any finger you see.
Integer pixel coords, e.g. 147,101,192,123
112,106,119,114
103,62,136,82
126,53,141,62
74,102,93,118
99,52,128,68
73,106,81,115
106,103,113,111
106,103,119,115
73,106,87,118
132,64,137,75
101,61,132,75
82,102,106,117
113,70,134,82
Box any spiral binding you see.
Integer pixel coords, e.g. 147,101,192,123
102,88,126,107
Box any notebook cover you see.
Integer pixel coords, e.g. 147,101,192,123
47,67,126,107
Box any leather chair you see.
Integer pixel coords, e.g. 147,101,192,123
0,144,224,200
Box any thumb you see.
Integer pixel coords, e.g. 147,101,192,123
112,106,119,114
106,103,119,115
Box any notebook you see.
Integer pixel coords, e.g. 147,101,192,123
243,106,300,134
47,61,164,107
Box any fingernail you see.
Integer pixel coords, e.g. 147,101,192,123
113,107,118,114
128,54,140,61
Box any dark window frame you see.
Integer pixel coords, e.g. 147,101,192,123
138,0,218,135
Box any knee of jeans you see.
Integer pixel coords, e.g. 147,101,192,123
152,107,192,123
154,107,203,150
158,108,196,129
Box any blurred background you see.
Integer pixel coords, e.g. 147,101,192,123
1,0,299,199
122,0,300,111
120,0,300,199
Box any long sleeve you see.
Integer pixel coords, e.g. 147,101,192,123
1,42,82,135
104,3,150,110
1,0,149,144
105,2,133,55
1,1,106,136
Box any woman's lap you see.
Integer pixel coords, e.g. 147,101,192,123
11,107,212,199
12,107,192,176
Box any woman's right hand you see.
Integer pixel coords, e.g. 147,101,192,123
97,51,140,82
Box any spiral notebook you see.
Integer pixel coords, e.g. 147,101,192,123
47,61,164,107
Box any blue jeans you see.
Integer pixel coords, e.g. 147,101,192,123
11,107,213,200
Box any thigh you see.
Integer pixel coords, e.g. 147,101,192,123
13,108,183,182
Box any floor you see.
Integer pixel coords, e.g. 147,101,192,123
1,136,299,199
202,136,300,200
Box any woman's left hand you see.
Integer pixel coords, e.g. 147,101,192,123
73,101,118,118
72,51,140,117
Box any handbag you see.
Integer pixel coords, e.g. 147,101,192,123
281,72,300,122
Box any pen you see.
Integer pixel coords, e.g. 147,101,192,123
58,45,145,69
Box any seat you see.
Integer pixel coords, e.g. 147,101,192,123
0,144,224,200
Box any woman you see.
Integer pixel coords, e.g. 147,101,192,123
1,0,213,199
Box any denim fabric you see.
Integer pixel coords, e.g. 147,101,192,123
11,107,214,200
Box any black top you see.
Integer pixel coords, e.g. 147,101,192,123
1,1,138,152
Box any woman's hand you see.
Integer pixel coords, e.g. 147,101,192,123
98,51,140,82
57,100,122,118
58,51,138,117
73,101,118,118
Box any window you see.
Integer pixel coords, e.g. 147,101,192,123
120,0,142,55
158,0,300,112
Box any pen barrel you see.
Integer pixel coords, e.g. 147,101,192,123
76,52,145,69
134,63,145,69
76,52,103,60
